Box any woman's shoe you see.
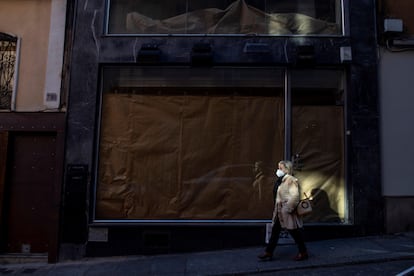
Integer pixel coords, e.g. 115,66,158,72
294,252,308,261
257,252,273,261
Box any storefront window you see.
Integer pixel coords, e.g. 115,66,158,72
291,69,346,223
106,0,343,35
95,66,285,221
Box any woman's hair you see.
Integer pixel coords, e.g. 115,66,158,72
279,160,293,175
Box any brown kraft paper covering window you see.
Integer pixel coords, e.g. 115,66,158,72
292,106,345,223
96,94,284,220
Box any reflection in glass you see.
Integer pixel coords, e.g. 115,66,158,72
107,0,342,35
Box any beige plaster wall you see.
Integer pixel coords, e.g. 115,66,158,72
380,49,414,196
0,0,51,111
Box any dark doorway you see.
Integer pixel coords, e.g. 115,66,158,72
1,132,57,254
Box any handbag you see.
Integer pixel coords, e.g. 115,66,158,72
296,192,312,216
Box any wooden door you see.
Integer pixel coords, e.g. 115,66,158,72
3,133,57,253
0,131,8,247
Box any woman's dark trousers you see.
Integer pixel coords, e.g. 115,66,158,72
266,219,307,254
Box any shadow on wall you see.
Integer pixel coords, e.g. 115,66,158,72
304,188,341,223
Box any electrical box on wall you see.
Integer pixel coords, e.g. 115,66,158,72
340,46,352,63
384,19,403,32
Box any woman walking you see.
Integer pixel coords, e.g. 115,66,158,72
258,160,308,261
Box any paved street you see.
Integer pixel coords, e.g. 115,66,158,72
0,232,413,275
252,260,414,275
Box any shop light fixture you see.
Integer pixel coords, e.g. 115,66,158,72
137,44,161,63
295,45,315,66
191,42,213,66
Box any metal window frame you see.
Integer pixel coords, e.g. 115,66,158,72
0,33,20,111
92,65,349,226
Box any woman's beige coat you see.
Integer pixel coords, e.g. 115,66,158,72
272,174,303,229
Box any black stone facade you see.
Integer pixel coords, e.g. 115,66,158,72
62,0,382,258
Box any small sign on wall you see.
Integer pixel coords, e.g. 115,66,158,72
44,92,60,109
21,243,31,254
88,227,108,242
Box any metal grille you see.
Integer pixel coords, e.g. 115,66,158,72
0,33,17,110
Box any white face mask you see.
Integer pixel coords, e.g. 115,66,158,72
276,169,285,177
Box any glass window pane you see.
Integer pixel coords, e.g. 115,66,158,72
291,69,346,224
107,0,343,35
96,67,285,221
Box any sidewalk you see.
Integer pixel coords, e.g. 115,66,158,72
1,232,414,275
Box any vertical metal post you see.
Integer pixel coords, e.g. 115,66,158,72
342,0,350,36
11,37,20,111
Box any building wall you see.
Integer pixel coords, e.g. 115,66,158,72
378,0,414,234
379,49,414,233
380,50,414,196
0,0,67,262
63,0,382,259
380,0,414,33
0,0,65,111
